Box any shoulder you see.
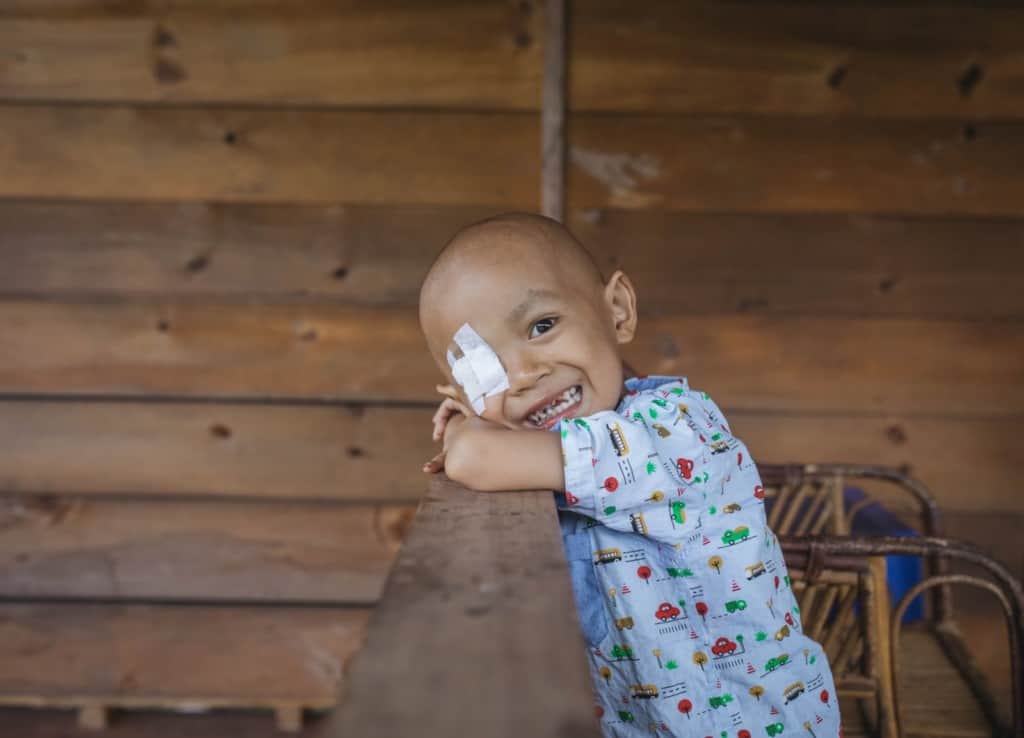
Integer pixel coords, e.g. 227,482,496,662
621,376,732,436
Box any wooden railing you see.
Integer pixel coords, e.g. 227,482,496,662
316,466,1024,738
309,475,601,738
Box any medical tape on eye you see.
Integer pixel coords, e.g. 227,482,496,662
445,323,509,415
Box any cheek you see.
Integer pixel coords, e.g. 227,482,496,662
479,393,510,425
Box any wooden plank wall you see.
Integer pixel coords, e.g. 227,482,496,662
0,0,1022,718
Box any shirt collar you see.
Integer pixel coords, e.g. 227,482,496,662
617,375,690,411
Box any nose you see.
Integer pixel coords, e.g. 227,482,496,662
503,346,550,395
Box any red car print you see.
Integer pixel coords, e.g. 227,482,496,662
711,636,737,656
655,602,681,622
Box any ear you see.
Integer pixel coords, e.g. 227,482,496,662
603,270,638,344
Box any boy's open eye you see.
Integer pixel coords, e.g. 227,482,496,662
529,317,558,339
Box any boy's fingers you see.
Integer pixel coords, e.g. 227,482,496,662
421,451,446,473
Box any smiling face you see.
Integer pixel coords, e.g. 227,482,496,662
420,214,638,430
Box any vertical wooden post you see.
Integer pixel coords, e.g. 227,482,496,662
541,0,566,221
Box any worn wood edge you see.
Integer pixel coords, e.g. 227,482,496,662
312,476,600,738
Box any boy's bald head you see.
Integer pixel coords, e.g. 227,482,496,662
419,212,605,359
418,212,639,426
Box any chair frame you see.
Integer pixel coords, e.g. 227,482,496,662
766,461,1024,738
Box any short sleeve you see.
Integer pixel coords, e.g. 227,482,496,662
557,410,694,543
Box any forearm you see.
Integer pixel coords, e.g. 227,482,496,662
445,423,565,492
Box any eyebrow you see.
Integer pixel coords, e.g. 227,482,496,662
506,288,561,326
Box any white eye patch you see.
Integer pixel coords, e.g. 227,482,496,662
446,323,509,415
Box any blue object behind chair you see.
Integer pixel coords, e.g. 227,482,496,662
845,486,924,623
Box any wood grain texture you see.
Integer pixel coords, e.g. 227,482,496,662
0,3,540,107
3,106,1024,215
4,2,1024,119
567,209,1024,320
308,475,600,738
0,201,492,302
3,201,1023,319
0,497,414,601
0,603,369,704
540,0,565,221
0,302,1020,415
0,402,434,501
568,115,1024,215
571,2,1024,118
0,106,539,207
1,402,1020,512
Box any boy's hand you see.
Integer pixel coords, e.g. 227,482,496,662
423,390,473,474
431,394,472,442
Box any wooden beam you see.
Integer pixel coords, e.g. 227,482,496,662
0,303,1020,415
308,476,599,738
0,4,542,109
4,2,1024,120
0,402,435,501
4,106,1024,215
2,402,1020,512
541,0,566,220
3,201,1023,320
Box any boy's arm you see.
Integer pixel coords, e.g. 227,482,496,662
443,416,566,492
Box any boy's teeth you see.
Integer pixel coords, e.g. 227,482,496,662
528,386,581,426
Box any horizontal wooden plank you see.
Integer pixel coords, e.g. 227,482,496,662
0,201,489,303
944,510,1024,581
3,107,1024,215
0,498,413,601
0,603,369,705
2,402,1020,513
0,402,434,501
569,115,1024,215
570,210,1024,319
0,4,540,108
572,3,1024,119
0,302,1020,414
736,413,1024,514
0,107,539,208
4,2,1024,120
316,476,599,738
0,0,531,17
4,201,1024,319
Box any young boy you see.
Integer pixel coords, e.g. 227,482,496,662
420,213,840,738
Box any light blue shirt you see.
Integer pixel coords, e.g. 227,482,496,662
555,376,841,738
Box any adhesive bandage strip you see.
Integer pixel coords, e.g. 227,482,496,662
446,323,509,414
